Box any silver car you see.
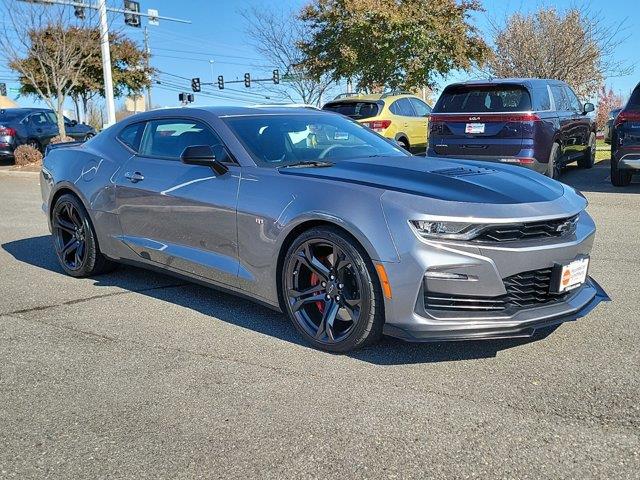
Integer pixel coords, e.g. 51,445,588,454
40,107,608,352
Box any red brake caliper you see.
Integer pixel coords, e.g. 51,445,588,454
309,272,325,313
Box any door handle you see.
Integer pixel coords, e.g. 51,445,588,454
124,171,144,183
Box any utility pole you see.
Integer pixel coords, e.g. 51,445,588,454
98,0,116,126
144,26,152,111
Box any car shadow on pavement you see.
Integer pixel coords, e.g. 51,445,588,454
3,234,556,365
561,161,640,194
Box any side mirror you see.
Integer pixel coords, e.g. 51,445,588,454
583,102,595,114
180,145,229,175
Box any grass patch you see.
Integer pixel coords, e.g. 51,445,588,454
596,139,610,163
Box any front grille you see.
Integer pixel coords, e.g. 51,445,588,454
474,215,579,243
424,267,572,312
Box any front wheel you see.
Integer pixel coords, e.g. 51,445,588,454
51,194,115,277
281,226,384,352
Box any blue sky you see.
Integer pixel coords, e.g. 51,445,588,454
1,0,638,111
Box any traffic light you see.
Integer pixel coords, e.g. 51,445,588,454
124,1,141,28
244,73,250,88
74,0,86,19
179,92,194,104
217,75,224,90
0,83,6,97
272,69,280,85
191,77,201,93
187,93,194,103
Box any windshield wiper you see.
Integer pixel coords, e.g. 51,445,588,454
278,160,334,169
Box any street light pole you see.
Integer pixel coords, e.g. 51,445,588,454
98,0,116,126
144,26,152,111
209,60,215,85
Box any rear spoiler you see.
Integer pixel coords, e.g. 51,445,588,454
44,140,84,157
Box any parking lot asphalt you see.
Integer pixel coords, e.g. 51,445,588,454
0,162,638,479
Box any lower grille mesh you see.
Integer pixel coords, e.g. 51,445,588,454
425,267,572,312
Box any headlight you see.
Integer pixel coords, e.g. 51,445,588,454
410,220,482,240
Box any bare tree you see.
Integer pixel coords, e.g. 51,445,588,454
486,6,631,98
241,6,334,106
0,1,99,137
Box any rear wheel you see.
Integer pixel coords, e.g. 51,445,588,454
546,143,561,179
611,156,632,186
51,194,115,277
26,139,41,152
578,132,596,169
281,226,384,352
396,137,409,151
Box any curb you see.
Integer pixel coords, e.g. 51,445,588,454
0,168,40,177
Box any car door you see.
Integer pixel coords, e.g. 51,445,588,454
564,86,591,155
113,117,241,287
63,116,83,140
550,84,574,161
389,98,419,152
27,111,57,147
408,97,431,153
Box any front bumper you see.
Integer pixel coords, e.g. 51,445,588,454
379,191,607,342
383,277,608,341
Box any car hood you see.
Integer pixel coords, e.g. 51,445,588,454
278,155,565,204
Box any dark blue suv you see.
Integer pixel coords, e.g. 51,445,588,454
427,79,596,178
610,81,640,186
0,108,96,162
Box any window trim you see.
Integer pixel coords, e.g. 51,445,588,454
116,120,146,154
117,116,238,165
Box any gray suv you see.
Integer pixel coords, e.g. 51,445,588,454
427,78,596,178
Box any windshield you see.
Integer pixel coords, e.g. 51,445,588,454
434,85,532,113
222,113,408,166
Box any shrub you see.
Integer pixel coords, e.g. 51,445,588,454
13,144,43,167
50,135,75,144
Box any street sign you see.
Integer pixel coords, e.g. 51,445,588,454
148,8,159,26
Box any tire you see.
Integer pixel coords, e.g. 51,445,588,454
546,143,561,179
84,133,94,142
51,193,115,277
26,139,41,152
397,137,409,151
281,226,384,353
611,156,632,187
577,132,596,169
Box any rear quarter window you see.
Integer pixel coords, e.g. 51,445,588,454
322,101,380,120
532,86,552,111
117,122,145,152
434,85,532,113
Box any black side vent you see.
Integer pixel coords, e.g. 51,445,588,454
431,166,497,177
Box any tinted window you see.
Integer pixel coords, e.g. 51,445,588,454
322,101,380,119
626,86,640,110
532,86,551,110
409,98,432,116
139,119,228,160
550,85,570,111
434,85,532,113
29,112,54,126
223,113,407,166
45,111,58,125
0,111,25,122
389,98,415,116
118,122,145,152
564,86,582,112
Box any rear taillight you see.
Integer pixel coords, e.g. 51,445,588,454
361,119,391,132
0,126,16,136
614,110,640,128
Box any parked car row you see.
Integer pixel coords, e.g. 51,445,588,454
322,78,597,180
0,108,96,161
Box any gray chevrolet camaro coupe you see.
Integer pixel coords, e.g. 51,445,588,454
40,107,608,352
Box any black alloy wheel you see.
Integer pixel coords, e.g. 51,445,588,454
282,227,383,352
52,194,114,277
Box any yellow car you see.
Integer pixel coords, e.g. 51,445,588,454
322,92,432,154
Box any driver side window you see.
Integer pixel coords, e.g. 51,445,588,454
139,118,232,162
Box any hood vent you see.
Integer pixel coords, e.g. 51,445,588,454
431,166,496,177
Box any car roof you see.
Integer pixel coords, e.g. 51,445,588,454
323,92,421,104
444,78,563,89
120,106,335,122
0,107,51,113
